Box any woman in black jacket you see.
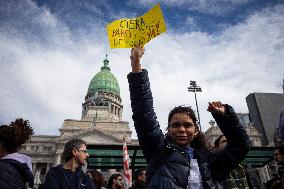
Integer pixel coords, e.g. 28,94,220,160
127,45,251,189
0,118,34,189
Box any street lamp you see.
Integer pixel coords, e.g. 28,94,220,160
188,81,202,132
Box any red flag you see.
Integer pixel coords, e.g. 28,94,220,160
123,136,131,188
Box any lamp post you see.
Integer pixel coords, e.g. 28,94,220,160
188,81,202,132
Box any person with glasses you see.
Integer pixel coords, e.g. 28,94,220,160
127,45,251,189
44,138,95,189
107,173,123,189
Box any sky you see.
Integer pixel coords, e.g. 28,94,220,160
0,0,284,138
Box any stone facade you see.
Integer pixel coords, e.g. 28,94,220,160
19,57,133,184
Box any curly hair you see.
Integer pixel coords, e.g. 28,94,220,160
0,118,34,153
167,106,204,148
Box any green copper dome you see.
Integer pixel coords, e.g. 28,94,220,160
87,56,120,97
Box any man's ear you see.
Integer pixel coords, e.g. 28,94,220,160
72,148,77,156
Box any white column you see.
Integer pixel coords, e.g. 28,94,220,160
55,154,61,165
46,163,51,173
32,163,37,175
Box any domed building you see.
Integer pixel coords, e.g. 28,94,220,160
82,56,122,122
19,56,137,184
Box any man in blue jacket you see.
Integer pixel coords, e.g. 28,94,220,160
127,45,251,189
44,138,95,189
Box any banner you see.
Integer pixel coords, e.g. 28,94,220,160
107,4,167,48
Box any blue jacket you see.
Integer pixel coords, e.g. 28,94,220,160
127,69,250,189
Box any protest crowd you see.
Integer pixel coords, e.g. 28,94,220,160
0,44,283,189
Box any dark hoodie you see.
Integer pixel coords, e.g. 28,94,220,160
44,165,95,189
0,153,34,189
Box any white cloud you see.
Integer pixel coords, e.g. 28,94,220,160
127,0,250,15
186,16,196,27
0,1,283,138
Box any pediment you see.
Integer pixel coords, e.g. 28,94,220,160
59,128,123,145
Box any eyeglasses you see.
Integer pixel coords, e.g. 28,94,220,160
77,149,88,154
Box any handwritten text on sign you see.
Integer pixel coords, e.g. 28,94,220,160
107,4,167,48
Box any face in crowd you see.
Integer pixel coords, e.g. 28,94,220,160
73,143,89,166
168,112,198,147
114,175,123,188
138,170,146,182
217,135,227,150
274,149,284,165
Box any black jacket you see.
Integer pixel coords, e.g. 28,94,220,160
44,165,96,189
127,69,251,189
0,159,34,189
129,180,146,189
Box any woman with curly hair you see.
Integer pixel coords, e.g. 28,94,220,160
0,118,34,189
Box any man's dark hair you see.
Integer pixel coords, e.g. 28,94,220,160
0,118,34,153
107,173,121,188
167,106,204,148
275,143,284,155
62,138,87,162
88,170,106,189
214,134,225,148
133,168,146,181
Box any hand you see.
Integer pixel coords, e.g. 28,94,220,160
207,101,225,115
130,45,144,73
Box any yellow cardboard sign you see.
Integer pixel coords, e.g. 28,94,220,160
106,4,167,48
